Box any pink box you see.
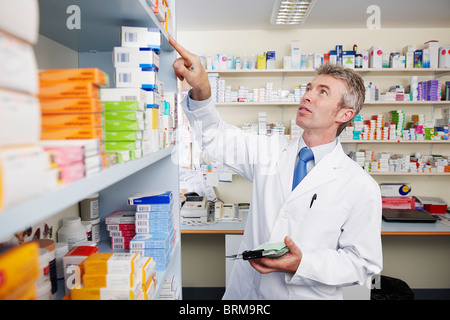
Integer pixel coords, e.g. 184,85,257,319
59,161,85,184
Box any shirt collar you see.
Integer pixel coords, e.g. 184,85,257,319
298,136,337,165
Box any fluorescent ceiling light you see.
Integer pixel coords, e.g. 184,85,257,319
270,0,316,26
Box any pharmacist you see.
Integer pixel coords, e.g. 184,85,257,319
170,37,382,300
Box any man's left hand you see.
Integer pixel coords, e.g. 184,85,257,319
249,236,302,274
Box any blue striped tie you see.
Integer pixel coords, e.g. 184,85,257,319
292,147,314,190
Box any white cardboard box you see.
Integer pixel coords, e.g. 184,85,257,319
0,0,39,44
0,89,40,147
0,31,38,94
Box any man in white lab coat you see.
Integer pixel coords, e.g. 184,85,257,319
170,37,382,300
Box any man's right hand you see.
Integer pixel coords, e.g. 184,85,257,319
169,36,211,101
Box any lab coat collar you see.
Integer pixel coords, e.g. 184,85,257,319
278,138,345,202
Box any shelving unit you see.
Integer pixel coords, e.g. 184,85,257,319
0,0,181,300
203,66,450,206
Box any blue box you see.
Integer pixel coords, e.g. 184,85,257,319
128,191,173,205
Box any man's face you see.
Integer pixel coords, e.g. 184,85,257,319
296,74,349,135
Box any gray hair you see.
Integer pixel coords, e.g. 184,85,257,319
316,64,365,136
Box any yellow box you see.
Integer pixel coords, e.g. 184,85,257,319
83,271,139,288
38,82,99,99
84,253,138,275
40,127,103,140
2,280,37,300
0,242,40,299
40,98,103,114
41,113,103,128
39,68,108,86
70,279,142,300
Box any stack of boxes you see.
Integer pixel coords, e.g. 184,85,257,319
0,0,50,211
101,26,175,161
105,210,136,251
128,191,175,272
69,252,156,300
38,68,107,184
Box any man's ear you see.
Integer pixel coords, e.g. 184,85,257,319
336,107,354,124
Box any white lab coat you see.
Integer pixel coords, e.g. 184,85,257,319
181,95,383,300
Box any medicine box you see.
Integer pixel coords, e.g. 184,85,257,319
104,130,143,141
135,206,173,218
70,279,142,300
0,31,38,95
414,50,423,68
113,47,159,70
104,120,145,131
40,127,103,140
424,40,439,68
100,88,148,109
83,270,140,288
38,82,100,99
39,68,108,87
40,139,101,158
40,98,102,114
63,245,99,293
342,51,355,69
0,0,39,44
105,210,136,224
439,46,450,68
115,68,159,90
291,41,301,69
44,145,84,167
369,46,383,68
128,191,173,205
0,89,40,147
103,101,141,111
121,26,161,50
104,110,144,121
0,242,40,300
0,146,48,210
84,253,139,274
103,140,142,152
130,233,172,249
41,113,103,128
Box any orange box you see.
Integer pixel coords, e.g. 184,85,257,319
39,68,107,86
41,127,103,140
41,113,103,128
38,82,99,99
40,98,102,114
83,253,138,274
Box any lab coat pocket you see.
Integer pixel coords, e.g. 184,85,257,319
297,198,348,246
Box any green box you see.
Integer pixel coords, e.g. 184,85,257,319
104,140,142,151
103,101,142,111
104,110,144,121
104,120,145,131
104,131,143,141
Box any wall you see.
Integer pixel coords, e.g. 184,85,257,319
178,27,450,290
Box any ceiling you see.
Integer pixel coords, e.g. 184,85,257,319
177,0,450,31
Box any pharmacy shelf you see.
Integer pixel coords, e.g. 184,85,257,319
216,101,450,107
364,101,450,106
370,172,450,176
341,140,450,144
39,0,174,52
206,68,450,76
96,238,181,300
0,147,174,238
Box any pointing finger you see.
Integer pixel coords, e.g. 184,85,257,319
169,35,193,62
